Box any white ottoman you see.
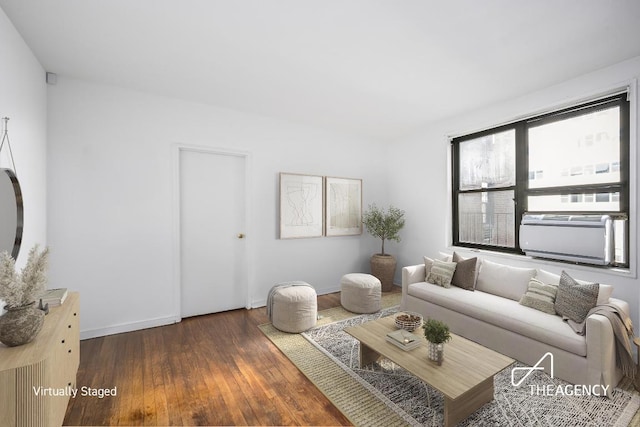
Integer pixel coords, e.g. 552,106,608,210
269,282,317,333
340,273,381,314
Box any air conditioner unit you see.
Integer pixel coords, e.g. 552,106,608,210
519,214,613,265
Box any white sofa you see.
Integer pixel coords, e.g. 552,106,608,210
401,257,627,397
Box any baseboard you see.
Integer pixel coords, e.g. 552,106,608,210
80,315,180,340
81,283,397,337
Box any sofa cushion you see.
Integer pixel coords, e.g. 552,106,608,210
451,252,477,290
519,277,557,314
426,259,457,288
439,252,453,262
475,259,536,301
555,271,599,323
536,269,561,285
407,281,586,356
537,269,612,305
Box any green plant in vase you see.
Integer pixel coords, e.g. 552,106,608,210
422,318,451,365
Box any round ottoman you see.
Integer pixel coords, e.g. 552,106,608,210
340,273,381,314
270,282,317,333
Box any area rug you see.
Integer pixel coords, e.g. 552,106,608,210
259,297,640,426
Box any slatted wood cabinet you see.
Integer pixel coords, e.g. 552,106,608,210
0,292,80,427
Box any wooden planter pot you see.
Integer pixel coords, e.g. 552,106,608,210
370,254,396,292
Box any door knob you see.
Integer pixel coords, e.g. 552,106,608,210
237,233,245,239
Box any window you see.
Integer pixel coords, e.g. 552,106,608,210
452,93,630,266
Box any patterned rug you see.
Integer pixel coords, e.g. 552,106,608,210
300,307,640,427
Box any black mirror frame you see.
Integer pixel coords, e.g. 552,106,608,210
1,168,23,259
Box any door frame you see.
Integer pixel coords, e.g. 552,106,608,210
172,143,252,321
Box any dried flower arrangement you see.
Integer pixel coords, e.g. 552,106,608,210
0,245,49,309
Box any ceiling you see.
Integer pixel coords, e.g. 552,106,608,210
2,0,640,141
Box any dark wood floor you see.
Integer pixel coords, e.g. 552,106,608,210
64,290,395,426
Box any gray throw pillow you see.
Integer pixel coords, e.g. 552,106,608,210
519,277,558,315
451,252,477,290
554,271,599,323
426,259,457,288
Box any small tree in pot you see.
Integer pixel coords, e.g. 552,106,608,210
362,204,405,291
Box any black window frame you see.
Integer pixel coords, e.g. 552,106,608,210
451,93,630,266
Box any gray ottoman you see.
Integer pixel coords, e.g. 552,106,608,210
268,282,317,333
340,273,381,314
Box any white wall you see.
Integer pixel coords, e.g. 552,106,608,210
47,78,388,338
0,8,47,269
388,56,640,328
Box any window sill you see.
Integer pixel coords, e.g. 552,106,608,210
448,246,635,280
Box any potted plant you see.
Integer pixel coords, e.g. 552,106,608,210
0,245,49,346
422,318,451,365
362,204,405,291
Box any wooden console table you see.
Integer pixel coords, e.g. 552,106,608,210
0,292,80,427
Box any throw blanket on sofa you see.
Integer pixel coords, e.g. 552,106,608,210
266,281,314,322
567,303,636,378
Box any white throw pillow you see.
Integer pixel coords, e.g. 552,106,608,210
596,284,613,304
476,259,537,301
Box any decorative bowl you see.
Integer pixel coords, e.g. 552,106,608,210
394,311,423,332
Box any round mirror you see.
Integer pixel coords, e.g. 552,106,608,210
0,168,23,259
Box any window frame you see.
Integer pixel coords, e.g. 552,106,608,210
451,93,630,265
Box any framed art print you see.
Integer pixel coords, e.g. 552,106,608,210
279,173,324,239
325,176,362,236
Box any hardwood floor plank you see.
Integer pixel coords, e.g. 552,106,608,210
63,288,401,426
143,330,163,426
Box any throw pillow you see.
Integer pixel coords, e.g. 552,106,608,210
426,259,457,288
554,271,599,323
596,284,613,305
519,277,558,315
423,256,434,281
451,252,477,290
536,269,612,305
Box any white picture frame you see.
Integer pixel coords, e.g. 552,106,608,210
325,176,362,237
279,173,324,239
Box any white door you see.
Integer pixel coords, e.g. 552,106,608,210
179,149,247,317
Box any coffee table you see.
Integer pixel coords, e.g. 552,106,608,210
344,316,514,426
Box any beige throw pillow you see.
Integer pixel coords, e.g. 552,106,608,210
426,259,457,288
519,277,558,315
423,256,434,281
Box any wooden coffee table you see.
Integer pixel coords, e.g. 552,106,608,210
344,316,514,426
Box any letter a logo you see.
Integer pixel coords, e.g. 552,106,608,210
511,352,554,387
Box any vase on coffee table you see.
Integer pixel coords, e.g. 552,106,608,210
422,318,451,366
427,341,444,365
